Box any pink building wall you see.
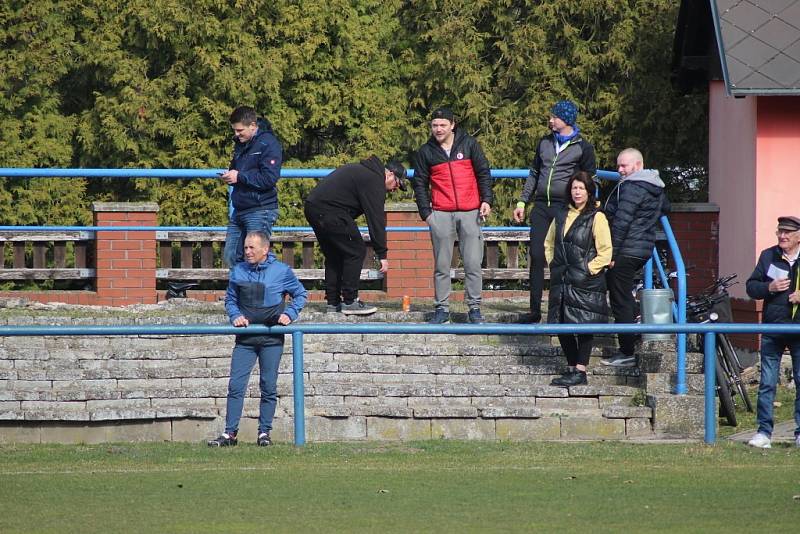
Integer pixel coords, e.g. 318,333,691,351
755,97,800,254
710,82,800,348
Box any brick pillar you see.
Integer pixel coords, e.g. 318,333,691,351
668,203,720,296
92,202,159,306
669,203,761,350
385,202,434,299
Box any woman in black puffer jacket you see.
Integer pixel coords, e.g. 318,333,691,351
545,172,612,386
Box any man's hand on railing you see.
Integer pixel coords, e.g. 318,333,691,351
278,314,292,325
232,316,249,327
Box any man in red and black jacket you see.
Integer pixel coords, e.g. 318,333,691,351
413,108,493,324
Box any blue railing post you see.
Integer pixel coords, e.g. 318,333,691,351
292,331,305,447
704,332,717,444
644,259,654,289
659,217,688,395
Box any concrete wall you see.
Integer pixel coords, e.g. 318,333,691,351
708,80,757,299
0,308,707,443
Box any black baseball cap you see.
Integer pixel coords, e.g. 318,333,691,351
430,107,455,122
385,160,407,191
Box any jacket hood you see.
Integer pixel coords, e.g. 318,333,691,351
256,117,274,135
622,169,664,188
359,155,385,176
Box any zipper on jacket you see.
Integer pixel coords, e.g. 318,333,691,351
442,137,461,209
794,264,800,320
546,139,571,206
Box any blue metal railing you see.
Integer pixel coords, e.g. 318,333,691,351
0,167,689,395
652,216,688,394
0,321,784,446
0,168,620,181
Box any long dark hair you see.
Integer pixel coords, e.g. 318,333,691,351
566,171,596,213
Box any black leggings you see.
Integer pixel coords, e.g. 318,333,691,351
557,334,593,367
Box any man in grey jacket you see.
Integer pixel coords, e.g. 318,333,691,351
513,100,596,322
601,148,669,367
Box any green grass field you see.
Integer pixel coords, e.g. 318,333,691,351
1,439,798,533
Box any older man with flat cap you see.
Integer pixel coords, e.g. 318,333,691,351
745,215,800,449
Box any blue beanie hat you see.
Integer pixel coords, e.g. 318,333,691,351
550,100,578,126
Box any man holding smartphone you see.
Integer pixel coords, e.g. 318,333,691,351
220,106,283,267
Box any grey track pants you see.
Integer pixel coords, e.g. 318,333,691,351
427,209,484,310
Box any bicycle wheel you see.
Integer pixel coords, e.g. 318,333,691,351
718,334,754,413
715,359,737,426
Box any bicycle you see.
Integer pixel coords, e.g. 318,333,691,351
686,274,754,426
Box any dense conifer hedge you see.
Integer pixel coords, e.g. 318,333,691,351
0,0,707,227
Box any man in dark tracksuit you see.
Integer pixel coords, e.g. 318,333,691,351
304,156,406,315
601,148,669,368
745,216,800,449
208,231,307,447
220,106,283,266
513,100,596,322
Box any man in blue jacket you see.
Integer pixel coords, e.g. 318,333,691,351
208,231,307,447
220,106,283,266
745,216,800,449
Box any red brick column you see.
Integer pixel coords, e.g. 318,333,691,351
669,203,760,350
385,202,434,299
667,203,720,296
93,202,159,306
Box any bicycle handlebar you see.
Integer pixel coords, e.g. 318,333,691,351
696,274,738,300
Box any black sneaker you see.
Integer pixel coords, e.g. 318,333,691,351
551,371,587,387
257,432,272,446
325,303,341,313
467,308,485,324
207,432,237,447
341,300,377,315
428,308,450,324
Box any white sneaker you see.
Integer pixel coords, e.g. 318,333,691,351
340,300,377,316
747,432,772,449
600,352,636,367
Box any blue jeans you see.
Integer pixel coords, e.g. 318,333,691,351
756,334,800,438
223,208,279,267
224,343,283,435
